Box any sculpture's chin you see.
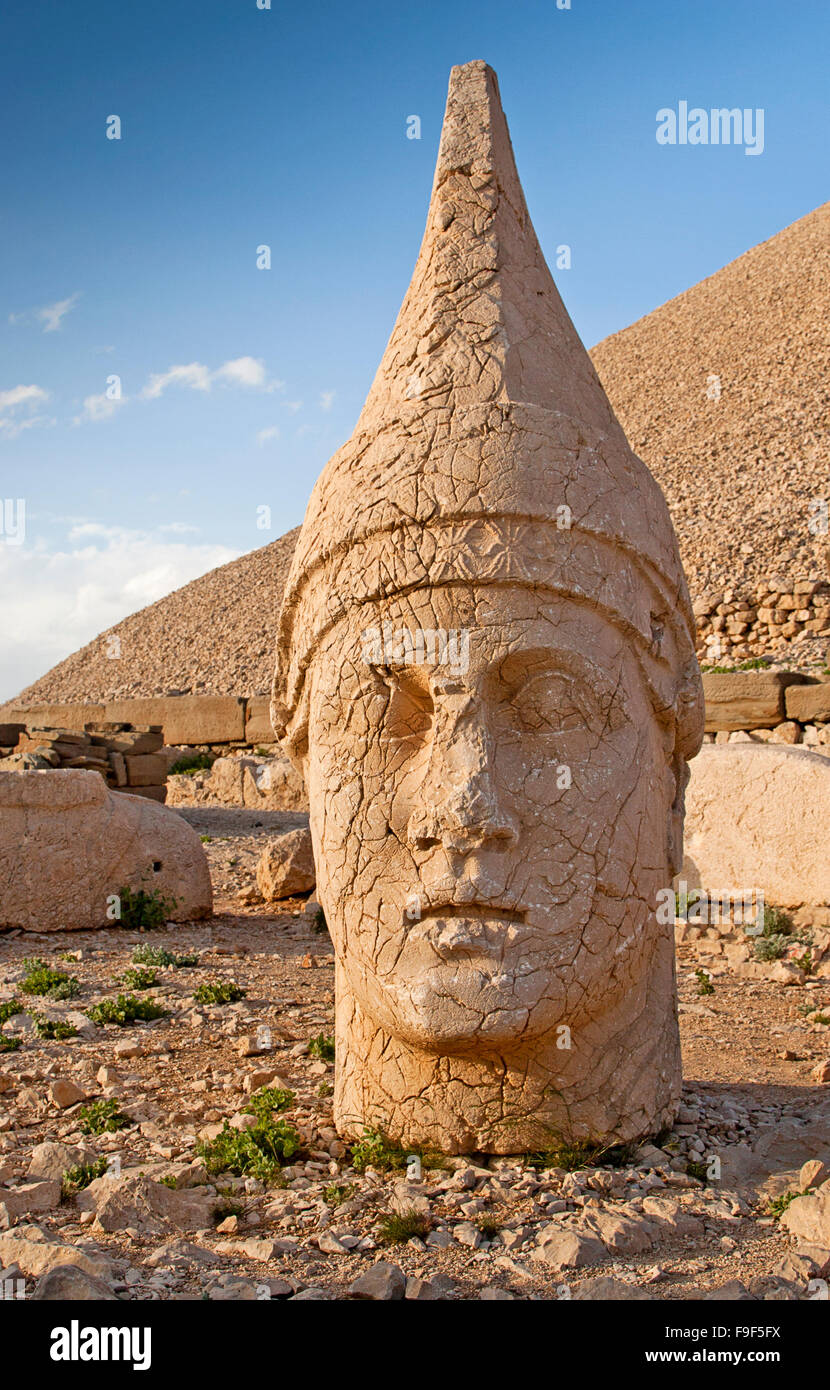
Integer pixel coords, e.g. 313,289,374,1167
363,964,564,1054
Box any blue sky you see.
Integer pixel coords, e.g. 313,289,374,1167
1,0,827,698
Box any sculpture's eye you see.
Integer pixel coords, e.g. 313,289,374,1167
509,672,589,735
378,669,433,746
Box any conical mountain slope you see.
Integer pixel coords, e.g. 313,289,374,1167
8,529,299,708
591,201,830,598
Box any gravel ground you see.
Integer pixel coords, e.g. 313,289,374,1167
0,809,828,1303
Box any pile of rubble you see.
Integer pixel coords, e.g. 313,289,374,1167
694,579,830,664
0,723,169,802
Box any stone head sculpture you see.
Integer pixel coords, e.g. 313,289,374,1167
272,61,704,1153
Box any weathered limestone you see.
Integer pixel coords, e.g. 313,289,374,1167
2,696,246,746
780,1180,830,1249
245,695,278,746
0,770,212,930
786,681,830,724
272,61,703,1152
682,745,830,907
702,671,807,731
106,696,246,745
256,827,315,901
166,753,307,812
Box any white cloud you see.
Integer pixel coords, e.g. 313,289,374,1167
319,390,335,411
213,356,267,388
0,527,238,701
256,425,280,446
37,293,81,333
8,295,81,333
72,391,127,425
0,384,49,413
283,400,303,413
0,383,51,438
142,362,212,399
141,356,283,400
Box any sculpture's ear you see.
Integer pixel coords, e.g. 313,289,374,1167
284,728,309,780
667,752,690,879
270,690,309,777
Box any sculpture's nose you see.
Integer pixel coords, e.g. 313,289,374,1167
406,694,519,853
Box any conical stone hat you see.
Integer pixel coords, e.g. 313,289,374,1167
273,61,702,751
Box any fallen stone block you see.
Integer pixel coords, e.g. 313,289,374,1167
0,768,212,930
781,1181,830,1249
0,1224,111,1280
347,1261,406,1300
683,745,830,907
124,754,169,786
33,1265,119,1300
0,1180,61,1225
702,672,807,731
530,1227,606,1270
75,1175,216,1234
256,827,316,900
105,696,245,745
785,682,830,724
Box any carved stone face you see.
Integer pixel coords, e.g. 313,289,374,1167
302,583,675,1057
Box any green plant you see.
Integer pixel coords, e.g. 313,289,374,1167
199,835,213,843
809,1012,830,1026
768,1190,801,1219
196,1115,302,1180
312,908,328,935
0,1036,21,1052
119,966,159,990
78,1098,131,1135
193,981,246,1006
308,1033,335,1062
348,1126,443,1175
0,1000,23,1025
61,1157,109,1198
754,934,789,962
526,1138,637,1172
20,958,80,999
169,753,214,776
85,993,168,1026
761,904,795,938
212,1198,244,1222
695,968,715,996
131,945,199,968
323,1183,354,1207
793,950,814,975
686,1159,711,1182
674,888,702,918
115,885,177,931
700,658,770,673
377,1209,431,1245
29,1014,78,1040
317,1080,333,1098
244,1086,295,1119
476,1213,503,1240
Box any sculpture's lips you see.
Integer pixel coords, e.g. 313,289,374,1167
409,904,528,959
419,904,526,924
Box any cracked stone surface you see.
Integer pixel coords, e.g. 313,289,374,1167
271,61,704,1153
683,744,830,908
0,770,212,931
